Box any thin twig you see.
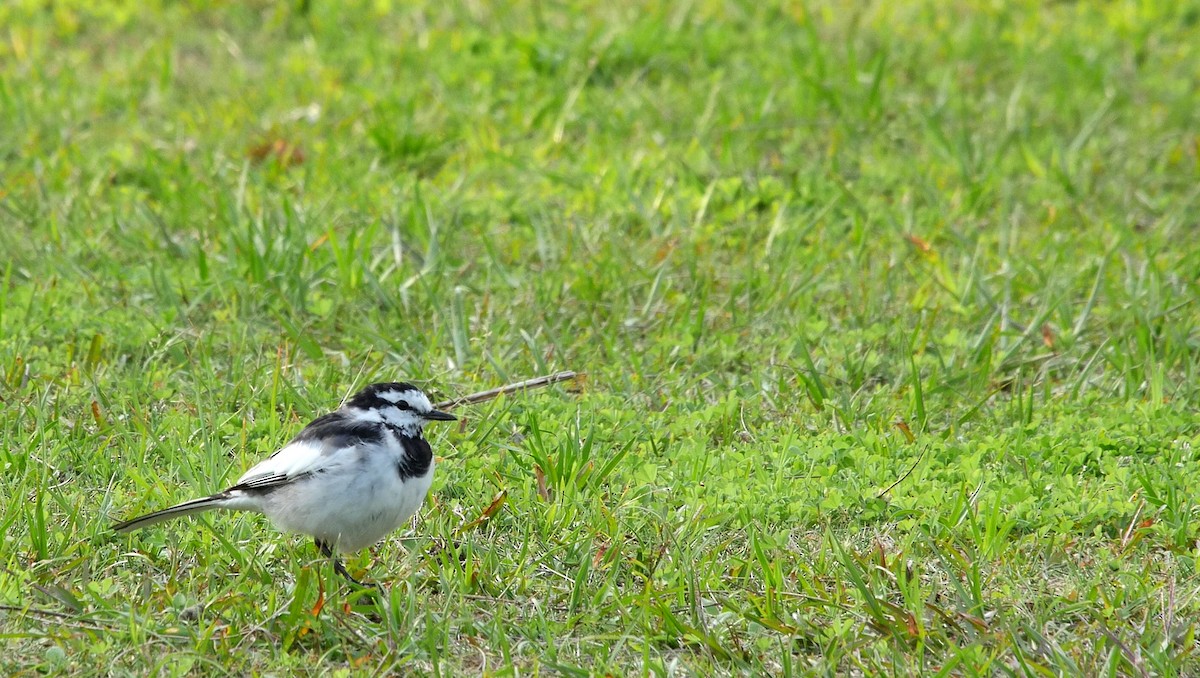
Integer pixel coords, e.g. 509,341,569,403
434,371,579,410
1119,497,1146,552
0,604,77,620
0,565,81,613
877,443,930,499
0,605,123,633
1098,627,1149,678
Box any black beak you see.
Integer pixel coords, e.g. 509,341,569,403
423,409,457,422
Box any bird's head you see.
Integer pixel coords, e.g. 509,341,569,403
347,382,457,432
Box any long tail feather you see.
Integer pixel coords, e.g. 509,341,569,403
112,493,232,533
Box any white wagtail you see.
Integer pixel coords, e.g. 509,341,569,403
113,382,456,585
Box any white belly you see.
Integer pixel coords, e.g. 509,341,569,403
259,454,434,552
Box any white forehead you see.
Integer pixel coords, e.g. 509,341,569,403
377,388,432,410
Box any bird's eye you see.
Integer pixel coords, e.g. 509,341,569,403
394,401,411,411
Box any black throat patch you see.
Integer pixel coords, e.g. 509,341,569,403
393,429,433,479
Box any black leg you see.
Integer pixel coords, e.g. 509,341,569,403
315,538,370,588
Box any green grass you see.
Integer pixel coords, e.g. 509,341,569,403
2,0,1199,673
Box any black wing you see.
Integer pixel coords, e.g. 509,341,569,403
268,411,385,457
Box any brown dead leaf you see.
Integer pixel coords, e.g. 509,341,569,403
593,540,610,568
904,610,919,637
479,490,506,519
894,418,915,444
1041,323,1055,349
310,583,325,617
308,233,329,251
248,138,305,167
904,234,933,253
535,465,552,502
455,490,508,534
654,238,678,263
955,611,989,631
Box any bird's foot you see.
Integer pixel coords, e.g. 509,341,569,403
316,538,385,595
